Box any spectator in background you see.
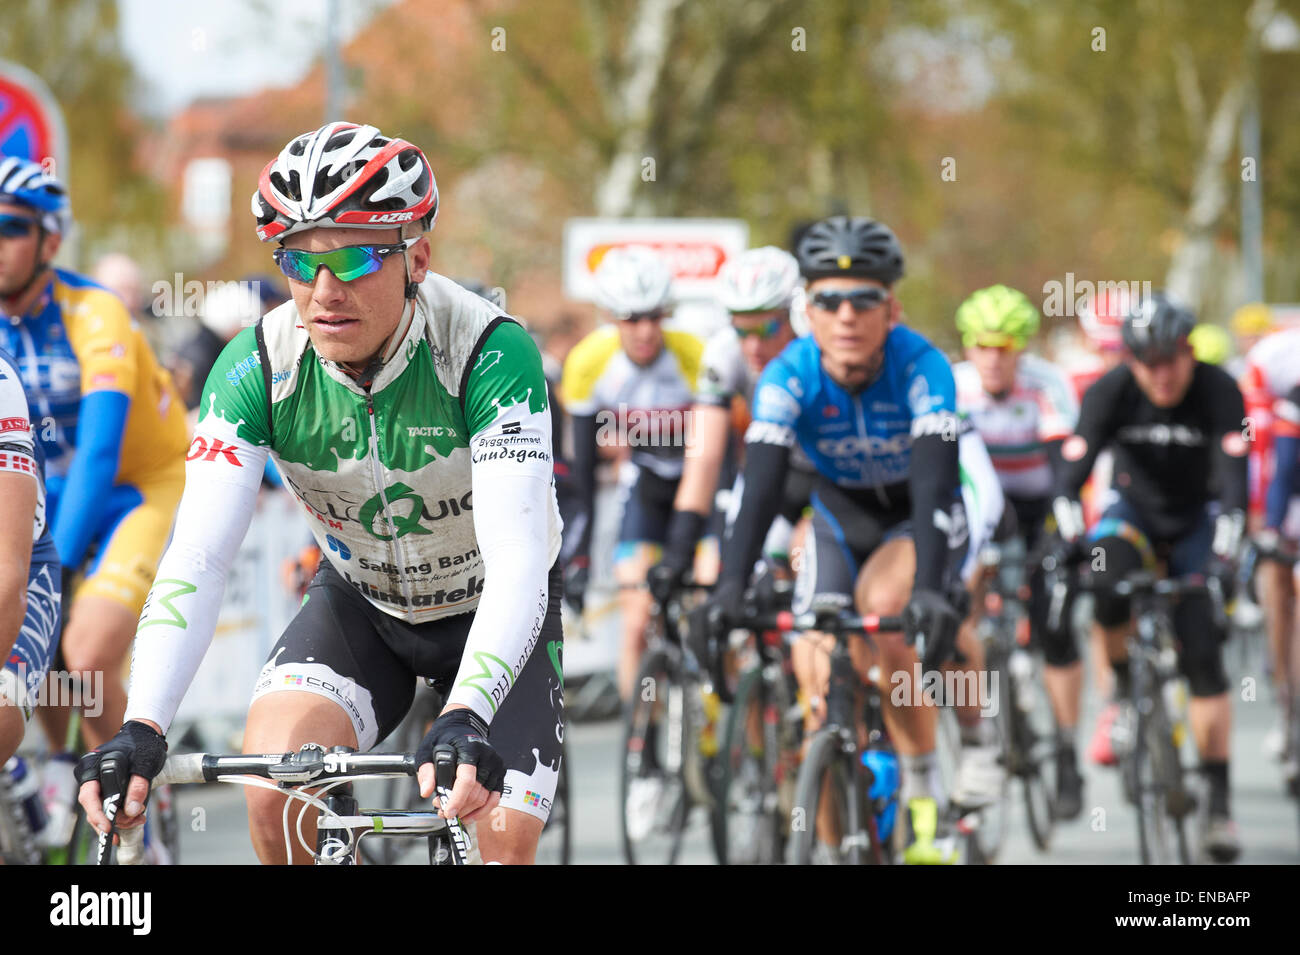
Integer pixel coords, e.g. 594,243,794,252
92,253,168,358
169,275,287,416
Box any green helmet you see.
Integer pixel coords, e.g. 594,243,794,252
955,284,1041,350
1188,323,1232,366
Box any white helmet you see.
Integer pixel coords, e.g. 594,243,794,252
717,246,800,313
202,281,264,339
252,122,438,243
592,246,673,317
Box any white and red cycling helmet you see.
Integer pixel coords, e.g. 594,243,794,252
251,122,438,243
1078,286,1131,351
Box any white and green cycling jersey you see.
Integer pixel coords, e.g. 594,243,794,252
126,273,563,728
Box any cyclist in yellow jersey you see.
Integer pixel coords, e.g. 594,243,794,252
559,247,703,701
0,158,187,750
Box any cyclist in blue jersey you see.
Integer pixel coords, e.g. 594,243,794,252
704,216,977,862
0,158,188,754
0,345,62,764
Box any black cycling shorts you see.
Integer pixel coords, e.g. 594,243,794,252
250,559,565,822
615,464,679,555
793,478,968,615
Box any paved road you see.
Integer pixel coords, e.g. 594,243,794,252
174,640,1299,864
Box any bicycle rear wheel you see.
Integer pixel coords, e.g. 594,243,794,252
620,647,691,865
789,729,873,864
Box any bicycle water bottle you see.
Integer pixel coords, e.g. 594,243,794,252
4,756,49,837
1163,679,1189,750
40,752,80,848
1008,649,1037,713
861,749,900,842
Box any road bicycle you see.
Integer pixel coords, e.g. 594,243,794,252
783,599,904,865
976,537,1058,854
102,743,474,865
784,596,999,865
1076,569,1215,865
618,578,724,864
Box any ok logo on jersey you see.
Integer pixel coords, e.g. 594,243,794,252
187,435,242,467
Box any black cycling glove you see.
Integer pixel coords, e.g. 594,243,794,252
74,720,169,795
415,709,506,794
903,588,961,673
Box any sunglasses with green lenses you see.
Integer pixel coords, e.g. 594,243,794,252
732,316,786,339
272,237,416,284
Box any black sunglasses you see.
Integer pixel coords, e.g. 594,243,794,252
810,287,889,312
0,213,39,239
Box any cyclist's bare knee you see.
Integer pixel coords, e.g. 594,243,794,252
476,808,544,864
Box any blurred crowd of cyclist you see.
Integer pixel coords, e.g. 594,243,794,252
3,142,1300,865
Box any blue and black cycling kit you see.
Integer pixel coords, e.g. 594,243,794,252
720,325,963,595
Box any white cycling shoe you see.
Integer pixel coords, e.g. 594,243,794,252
625,776,665,842
950,744,1005,809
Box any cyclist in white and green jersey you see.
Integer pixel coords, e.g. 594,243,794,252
953,285,1084,817
76,123,564,865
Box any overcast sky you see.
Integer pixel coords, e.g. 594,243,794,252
119,0,391,115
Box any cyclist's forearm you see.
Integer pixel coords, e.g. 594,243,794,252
124,445,266,732
673,404,729,515
51,390,129,568
447,470,555,723
909,426,960,592
720,432,790,584
566,412,599,561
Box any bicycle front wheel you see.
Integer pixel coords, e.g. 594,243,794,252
620,647,691,865
789,729,873,864
1006,664,1055,852
713,663,787,865
1132,702,1191,865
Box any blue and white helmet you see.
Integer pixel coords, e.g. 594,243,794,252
592,246,673,318
0,156,69,234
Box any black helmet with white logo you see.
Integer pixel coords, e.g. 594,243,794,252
1121,290,1196,363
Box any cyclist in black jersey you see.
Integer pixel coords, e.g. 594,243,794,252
1050,291,1248,862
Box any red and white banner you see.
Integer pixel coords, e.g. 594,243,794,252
563,218,749,303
